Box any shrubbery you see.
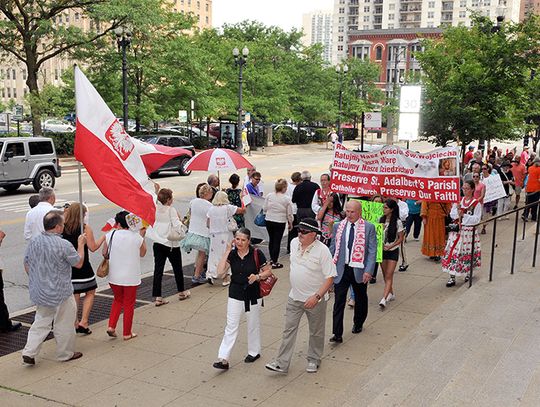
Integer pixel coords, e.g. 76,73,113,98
343,128,358,140
273,127,309,145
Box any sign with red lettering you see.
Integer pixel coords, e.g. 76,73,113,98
330,143,460,202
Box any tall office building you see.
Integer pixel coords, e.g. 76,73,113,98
302,10,334,63
0,0,212,106
332,0,522,64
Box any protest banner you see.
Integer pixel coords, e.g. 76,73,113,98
357,200,384,262
482,175,507,203
331,143,460,203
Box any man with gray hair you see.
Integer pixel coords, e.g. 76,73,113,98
292,170,320,219
207,174,220,200
22,211,86,365
24,187,56,240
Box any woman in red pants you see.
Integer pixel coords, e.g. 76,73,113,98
103,211,147,340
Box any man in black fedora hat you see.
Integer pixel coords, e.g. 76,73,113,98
266,218,337,374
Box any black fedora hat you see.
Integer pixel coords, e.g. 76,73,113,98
295,218,322,234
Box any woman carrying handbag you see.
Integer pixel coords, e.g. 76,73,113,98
146,188,190,305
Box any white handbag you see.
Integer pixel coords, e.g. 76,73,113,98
167,207,187,241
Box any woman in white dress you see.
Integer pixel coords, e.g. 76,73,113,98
442,180,482,287
207,191,245,286
180,184,213,284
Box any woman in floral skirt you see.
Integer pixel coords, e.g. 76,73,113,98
442,180,482,287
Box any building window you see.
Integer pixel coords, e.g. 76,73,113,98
1,89,4,98
471,0,479,6
388,24,394,29
364,24,370,29
6,70,9,80
364,15,370,21
340,0,345,3
7,88,10,98
388,13,394,20
65,13,69,23
484,0,491,5
55,69,59,80
206,2,209,11
338,45,344,51
22,70,26,80
338,36,344,41
75,12,80,20
339,17,345,23
339,7,345,13
428,11,434,18
197,0,200,9
13,88,16,98
428,1,435,7
338,25,344,32
459,10,466,17
460,0,467,6
12,69,15,80
427,22,434,27
375,45,383,60
205,16,209,24
364,6,370,12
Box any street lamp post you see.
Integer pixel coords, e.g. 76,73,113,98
233,46,249,153
336,64,349,138
115,26,132,131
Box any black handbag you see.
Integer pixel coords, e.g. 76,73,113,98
440,204,458,233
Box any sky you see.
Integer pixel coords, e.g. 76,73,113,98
212,0,334,31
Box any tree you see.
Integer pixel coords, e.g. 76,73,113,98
417,15,540,148
0,0,155,134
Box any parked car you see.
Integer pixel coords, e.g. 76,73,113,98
0,137,61,192
162,126,219,148
273,124,315,138
42,119,74,133
136,134,195,176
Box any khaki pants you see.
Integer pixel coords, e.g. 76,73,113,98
275,296,327,371
23,296,77,361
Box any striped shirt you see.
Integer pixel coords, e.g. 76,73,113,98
24,232,80,307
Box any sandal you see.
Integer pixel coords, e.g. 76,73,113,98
76,325,92,335
123,333,138,341
272,263,284,269
178,290,191,301
106,328,117,338
155,298,169,307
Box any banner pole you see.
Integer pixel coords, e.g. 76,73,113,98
78,161,84,235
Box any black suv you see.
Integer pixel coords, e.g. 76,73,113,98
137,135,195,176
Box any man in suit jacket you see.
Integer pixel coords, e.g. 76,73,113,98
329,199,377,342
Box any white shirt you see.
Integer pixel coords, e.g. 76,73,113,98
397,199,409,222
24,202,54,240
286,182,298,214
188,198,213,237
289,238,337,302
263,193,293,224
146,203,183,248
107,230,144,286
344,220,356,264
207,204,238,234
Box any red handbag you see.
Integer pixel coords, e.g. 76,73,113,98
254,248,278,297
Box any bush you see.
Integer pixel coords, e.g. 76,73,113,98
47,132,75,155
273,126,309,145
191,136,209,150
343,128,358,141
312,128,328,142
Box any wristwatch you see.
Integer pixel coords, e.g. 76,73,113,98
314,293,321,301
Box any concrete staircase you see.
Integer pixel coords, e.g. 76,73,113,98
333,221,540,407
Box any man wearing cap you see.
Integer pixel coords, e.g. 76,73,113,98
497,161,515,217
523,157,540,222
329,200,377,343
265,218,337,374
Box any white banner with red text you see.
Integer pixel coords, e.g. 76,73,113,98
330,143,460,203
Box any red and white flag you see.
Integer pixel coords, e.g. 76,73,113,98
74,66,158,224
132,138,192,175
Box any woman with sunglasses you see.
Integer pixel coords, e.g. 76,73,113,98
442,180,482,287
378,199,404,308
213,228,272,370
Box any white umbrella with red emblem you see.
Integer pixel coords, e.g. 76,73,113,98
184,148,253,173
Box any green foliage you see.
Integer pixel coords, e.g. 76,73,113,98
343,128,358,141
47,133,75,155
417,14,540,147
313,128,328,142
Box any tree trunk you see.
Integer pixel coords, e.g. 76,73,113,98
25,57,42,136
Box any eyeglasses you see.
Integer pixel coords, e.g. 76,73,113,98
482,167,488,170
472,175,480,178
253,178,261,181
298,229,313,235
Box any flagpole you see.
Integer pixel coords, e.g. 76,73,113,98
78,161,84,235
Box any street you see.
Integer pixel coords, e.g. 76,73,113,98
0,142,337,313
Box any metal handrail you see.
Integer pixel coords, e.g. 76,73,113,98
467,199,540,288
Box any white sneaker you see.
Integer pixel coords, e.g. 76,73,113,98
379,298,386,308
265,361,287,374
386,293,396,302
306,362,318,373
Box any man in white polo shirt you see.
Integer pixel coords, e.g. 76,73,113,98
265,218,336,374
24,187,56,240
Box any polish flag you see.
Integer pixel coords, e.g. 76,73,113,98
132,138,192,175
74,66,157,224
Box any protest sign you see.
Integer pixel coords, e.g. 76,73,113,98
331,143,460,203
482,175,507,203
356,200,384,263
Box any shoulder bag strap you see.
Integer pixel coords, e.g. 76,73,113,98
440,203,449,216
253,247,260,272
106,230,116,259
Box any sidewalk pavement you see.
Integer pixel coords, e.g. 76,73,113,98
0,218,538,406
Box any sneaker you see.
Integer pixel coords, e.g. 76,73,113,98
207,277,214,285
306,362,318,373
191,276,207,284
464,275,470,282
446,277,456,287
265,361,287,374
386,293,396,302
222,276,231,287
379,298,386,308
22,355,35,365
413,237,420,241
347,298,355,308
